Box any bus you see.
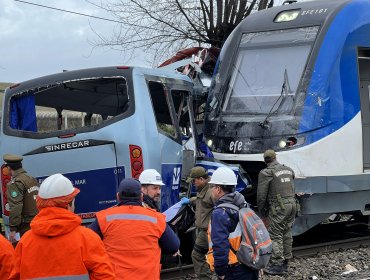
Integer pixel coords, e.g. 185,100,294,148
0,66,199,228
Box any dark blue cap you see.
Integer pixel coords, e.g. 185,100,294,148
118,178,142,199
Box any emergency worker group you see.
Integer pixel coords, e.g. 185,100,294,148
0,149,298,279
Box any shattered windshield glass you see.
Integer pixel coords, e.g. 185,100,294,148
223,26,319,115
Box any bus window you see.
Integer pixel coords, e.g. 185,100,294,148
172,90,185,124
35,109,105,133
148,81,178,139
172,90,192,136
6,77,130,136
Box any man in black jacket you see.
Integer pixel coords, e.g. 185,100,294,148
139,169,164,211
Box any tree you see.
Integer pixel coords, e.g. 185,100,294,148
88,0,273,64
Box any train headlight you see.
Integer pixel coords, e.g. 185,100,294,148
279,140,287,148
274,9,300,22
206,139,213,148
279,136,298,149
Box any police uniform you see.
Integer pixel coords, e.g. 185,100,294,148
4,154,39,236
257,150,297,273
187,167,214,280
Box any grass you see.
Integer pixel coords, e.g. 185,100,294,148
0,82,11,92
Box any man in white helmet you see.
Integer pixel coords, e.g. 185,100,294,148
139,169,164,211
9,173,115,280
207,167,259,280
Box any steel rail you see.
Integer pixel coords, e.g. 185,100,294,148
161,236,370,279
293,235,370,258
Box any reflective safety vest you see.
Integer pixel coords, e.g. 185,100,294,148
96,205,166,280
27,275,89,279
206,222,242,271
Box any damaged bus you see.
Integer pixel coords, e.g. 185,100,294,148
0,66,199,228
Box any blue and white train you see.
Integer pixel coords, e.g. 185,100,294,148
204,0,370,235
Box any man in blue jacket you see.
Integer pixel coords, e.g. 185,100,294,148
207,167,259,280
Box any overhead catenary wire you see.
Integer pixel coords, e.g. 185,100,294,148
13,0,158,31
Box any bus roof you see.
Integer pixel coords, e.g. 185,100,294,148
6,66,193,95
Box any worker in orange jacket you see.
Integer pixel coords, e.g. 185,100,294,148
89,178,180,280
0,233,14,279
9,173,116,280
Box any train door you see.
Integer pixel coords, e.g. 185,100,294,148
358,48,370,170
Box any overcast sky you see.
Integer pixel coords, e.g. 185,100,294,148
0,0,307,83
0,0,151,83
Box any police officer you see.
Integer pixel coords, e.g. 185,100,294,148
3,154,39,243
187,166,214,280
257,150,297,275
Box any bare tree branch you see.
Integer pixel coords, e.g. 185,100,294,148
174,0,208,42
87,0,272,64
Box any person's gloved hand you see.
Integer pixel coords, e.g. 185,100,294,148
180,197,190,205
173,250,182,257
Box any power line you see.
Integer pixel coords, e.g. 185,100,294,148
14,0,127,24
13,0,158,32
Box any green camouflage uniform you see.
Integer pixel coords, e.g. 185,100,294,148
7,168,39,235
257,160,297,266
191,183,214,280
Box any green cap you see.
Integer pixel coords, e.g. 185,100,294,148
263,149,276,159
3,154,23,164
186,166,208,183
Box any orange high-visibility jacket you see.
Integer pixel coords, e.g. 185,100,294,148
206,221,241,271
96,204,166,280
0,233,14,279
9,207,116,280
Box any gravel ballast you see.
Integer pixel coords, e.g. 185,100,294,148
262,246,370,280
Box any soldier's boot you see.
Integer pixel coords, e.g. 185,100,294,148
282,260,289,273
264,264,285,275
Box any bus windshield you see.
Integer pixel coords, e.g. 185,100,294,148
223,26,319,115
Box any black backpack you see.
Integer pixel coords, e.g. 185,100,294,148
167,204,195,233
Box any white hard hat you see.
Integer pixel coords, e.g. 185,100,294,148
39,173,78,199
209,167,237,186
139,169,164,185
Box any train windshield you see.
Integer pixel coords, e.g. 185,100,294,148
223,26,319,115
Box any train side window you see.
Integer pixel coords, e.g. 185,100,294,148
6,77,130,136
147,81,178,139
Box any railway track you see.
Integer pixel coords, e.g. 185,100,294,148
293,235,370,258
161,235,370,279
160,265,195,280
